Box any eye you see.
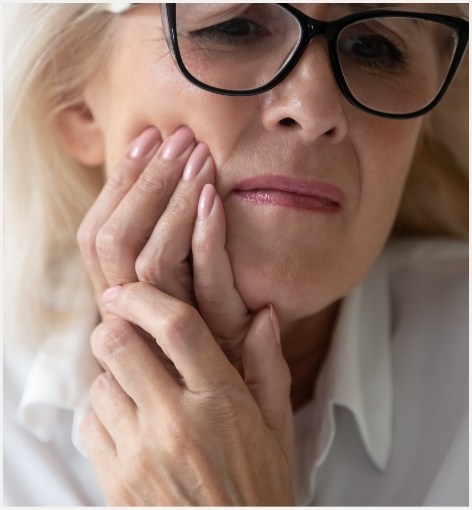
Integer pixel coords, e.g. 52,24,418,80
211,18,262,37
348,35,399,59
339,34,408,70
190,17,269,45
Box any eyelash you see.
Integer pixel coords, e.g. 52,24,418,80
339,35,409,72
190,18,267,46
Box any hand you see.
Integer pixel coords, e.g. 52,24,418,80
77,126,251,367
77,125,209,315
81,283,294,506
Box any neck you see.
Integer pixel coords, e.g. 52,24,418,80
280,301,340,412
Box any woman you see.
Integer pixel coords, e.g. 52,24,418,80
4,3,468,506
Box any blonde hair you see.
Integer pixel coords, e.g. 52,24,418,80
393,2,468,237
4,4,117,349
4,4,468,350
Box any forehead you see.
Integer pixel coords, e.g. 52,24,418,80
286,3,450,18
183,3,452,23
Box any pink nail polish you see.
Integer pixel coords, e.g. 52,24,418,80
162,126,194,160
198,184,216,220
129,127,161,159
269,305,281,344
183,143,210,181
102,286,122,303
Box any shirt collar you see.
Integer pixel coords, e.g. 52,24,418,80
293,251,393,501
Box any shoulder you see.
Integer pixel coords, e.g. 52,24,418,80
382,238,468,505
384,237,467,319
382,238,468,429
384,237,467,272
383,237,467,359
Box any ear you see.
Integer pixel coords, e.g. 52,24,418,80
55,102,105,166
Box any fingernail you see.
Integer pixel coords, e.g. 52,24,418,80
129,127,161,159
102,286,122,303
162,126,194,160
269,305,281,344
198,184,216,220
183,143,210,181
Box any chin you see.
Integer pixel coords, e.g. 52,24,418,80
224,203,391,324
225,225,337,324
229,252,334,324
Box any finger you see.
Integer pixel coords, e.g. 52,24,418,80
80,411,135,506
90,319,181,411
136,145,216,305
103,283,239,393
81,409,116,461
192,184,250,362
96,126,196,286
242,306,292,445
77,126,162,316
89,370,138,448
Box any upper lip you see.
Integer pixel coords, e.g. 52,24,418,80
233,175,346,207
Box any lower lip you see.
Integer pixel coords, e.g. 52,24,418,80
233,189,341,212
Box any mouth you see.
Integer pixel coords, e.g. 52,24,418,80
232,175,345,213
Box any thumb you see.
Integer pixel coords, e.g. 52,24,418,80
242,306,293,452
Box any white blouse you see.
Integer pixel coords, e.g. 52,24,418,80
3,238,468,506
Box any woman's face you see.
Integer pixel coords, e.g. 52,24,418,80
83,4,423,323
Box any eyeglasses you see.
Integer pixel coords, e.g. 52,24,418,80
161,3,469,119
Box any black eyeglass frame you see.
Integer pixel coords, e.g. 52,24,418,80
162,3,469,119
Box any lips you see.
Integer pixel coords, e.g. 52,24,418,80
232,175,345,212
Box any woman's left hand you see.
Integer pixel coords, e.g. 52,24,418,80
81,282,294,506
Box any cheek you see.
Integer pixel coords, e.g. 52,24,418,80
100,35,257,175
354,118,422,228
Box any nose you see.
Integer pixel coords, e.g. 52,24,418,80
261,40,348,144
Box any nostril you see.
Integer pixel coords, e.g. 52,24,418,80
279,117,297,127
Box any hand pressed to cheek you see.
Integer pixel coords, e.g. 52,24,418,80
77,126,219,321
93,126,196,287
83,283,294,505
135,141,216,304
75,119,256,373
76,126,161,316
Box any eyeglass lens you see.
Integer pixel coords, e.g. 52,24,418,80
172,4,459,115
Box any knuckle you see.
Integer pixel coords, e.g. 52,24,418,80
107,161,137,191
163,305,202,342
79,410,97,439
89,372,110,398
167,194,192,216
91,319,134,358
135,243,177,286
136,161,173,195
76,221,98,260
135,251,164,285
96,223,124,262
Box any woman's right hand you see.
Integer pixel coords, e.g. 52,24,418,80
77,126,252,367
